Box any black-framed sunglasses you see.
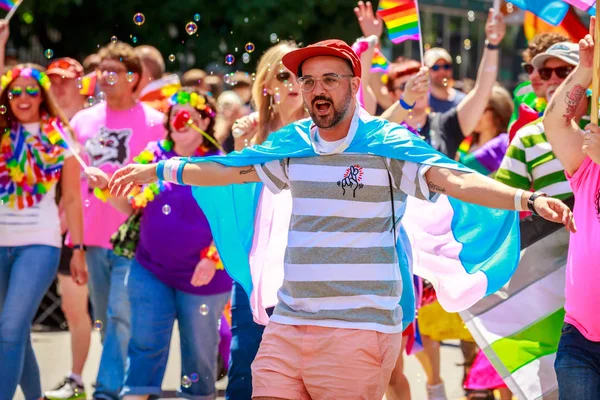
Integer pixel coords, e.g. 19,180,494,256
275,71,291,83
538,66,574,81
431,64,452,71
297,73,354,92
521,62,535,75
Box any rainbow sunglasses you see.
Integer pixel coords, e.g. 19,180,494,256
9,85,41,98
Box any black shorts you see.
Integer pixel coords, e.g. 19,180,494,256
57,234,73,276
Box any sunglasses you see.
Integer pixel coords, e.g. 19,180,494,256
521,63,535,75
275,71,291,83
9,85,41,98
431,64,452,71
538,66,574,81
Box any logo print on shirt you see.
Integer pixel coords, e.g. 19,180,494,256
337,164,364,198
84,126,132,167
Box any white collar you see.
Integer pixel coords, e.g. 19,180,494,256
309,105,362,155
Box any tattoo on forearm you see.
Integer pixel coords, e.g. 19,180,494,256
563,84,586,122
428,182,446,193
239,166,255,175
546,100,556,115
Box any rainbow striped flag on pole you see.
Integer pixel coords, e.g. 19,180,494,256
377,0,421,44
0,0,17,12
371,48,390,73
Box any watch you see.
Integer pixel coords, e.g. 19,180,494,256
72,244,87,252
527,191,548,216
485,40,500,50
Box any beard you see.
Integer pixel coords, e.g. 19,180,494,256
306,85,353,129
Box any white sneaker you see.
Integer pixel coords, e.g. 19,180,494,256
427,382,448,400
44,377,86,400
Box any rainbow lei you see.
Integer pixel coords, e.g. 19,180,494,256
1,67,51,91
0,117,68,209
127,140,174,210
169,91,216,118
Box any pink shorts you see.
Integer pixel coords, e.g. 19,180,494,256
251,322,403,400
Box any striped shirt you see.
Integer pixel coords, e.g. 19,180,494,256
255,151,437,333
496,120,572,199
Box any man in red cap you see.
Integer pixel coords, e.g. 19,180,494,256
107,39,575,400
46,58,86,120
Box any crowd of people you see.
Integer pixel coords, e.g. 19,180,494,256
0,1,596,400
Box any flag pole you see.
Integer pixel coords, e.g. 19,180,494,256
414,0,425,66
4,0,22,22
593,3,600,125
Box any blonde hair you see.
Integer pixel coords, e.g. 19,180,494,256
251,41,298,145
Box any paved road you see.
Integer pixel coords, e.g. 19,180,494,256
15,327,467,400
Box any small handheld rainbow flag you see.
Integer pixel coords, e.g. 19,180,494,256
0,0,17,12
371,48,389,73
377,0,421,44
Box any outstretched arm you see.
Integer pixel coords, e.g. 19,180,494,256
108,161,260,197
543,17,595,176
424,166,576,232
456,10,505,136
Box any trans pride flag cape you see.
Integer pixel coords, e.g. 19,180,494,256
191,108,520,326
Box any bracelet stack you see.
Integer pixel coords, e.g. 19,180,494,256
201,245,224,270
157,158,188,185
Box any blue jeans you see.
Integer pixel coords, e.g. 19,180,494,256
0,245,60,400
555,323,600,399
226,281,267,400
86,246,132,400
122,259,230,399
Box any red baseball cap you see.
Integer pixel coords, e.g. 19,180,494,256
46,57,84,79
282,39,361,78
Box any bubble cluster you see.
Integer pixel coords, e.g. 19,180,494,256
0,105,6,115
169,54,176,63
199,304,209,316
245,42,255,53
106,72,118,85
181,376,192,388
162,204,171,215
94,320,103,330
126,72,134,82
111,35,117,44
133,13,145,26
225,54,235,65
186,22,198,35
194,13,201,22
44,49,54,59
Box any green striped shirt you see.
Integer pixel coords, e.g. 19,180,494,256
496,120,572,200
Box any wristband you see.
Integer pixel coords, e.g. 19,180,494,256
72,244,87,251
93,187,110,203
513,189,525,211
399,96,415,110
176,158,188,185
156,160,166,181
485,40,500,50
527,191,548,216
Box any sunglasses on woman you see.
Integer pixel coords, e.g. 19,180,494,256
431,64,452,72
9,85,41,98
538,66,574,81
521,63,535,75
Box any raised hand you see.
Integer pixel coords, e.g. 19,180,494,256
579,16,595,69
108,163,158,197
85,167,110,190
403,67,430,105
485,8,506,46
533,196,576,233
354,1,383,39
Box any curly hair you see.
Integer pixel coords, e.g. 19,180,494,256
522,33,570,63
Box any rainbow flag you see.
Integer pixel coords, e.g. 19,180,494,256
79,72,97,97
0,0,17,12
371,48,389,73
377,0,421,44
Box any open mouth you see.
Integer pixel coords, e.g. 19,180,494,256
17,104,31,110
314,100,332,115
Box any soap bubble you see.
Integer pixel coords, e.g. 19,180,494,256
162,204,171,215
168,54,176,62
225,54,235,65
110,35,117,44
126,72,134,82
185,22,198,35
245,42,255,53
44,49,54,59
0,105,7,114
181,375,192,388
269,33,278,43
84,199,91,207
190,372,199,382
93,320,103,330
86,96,95,107
132,36,137,44
223,73,237,86
97,92,106,102
106,72,118,85
199,304,209,315
194,13,201,22
76,77,83,89
133,13,145,26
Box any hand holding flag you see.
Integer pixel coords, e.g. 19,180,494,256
485,8,506,46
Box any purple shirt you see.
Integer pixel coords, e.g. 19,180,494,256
135,144,232,295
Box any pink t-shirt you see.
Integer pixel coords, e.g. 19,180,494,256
70,102,165,249
564,156,600,341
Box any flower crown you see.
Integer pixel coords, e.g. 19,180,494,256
169,90,216,118
1,67,51,91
